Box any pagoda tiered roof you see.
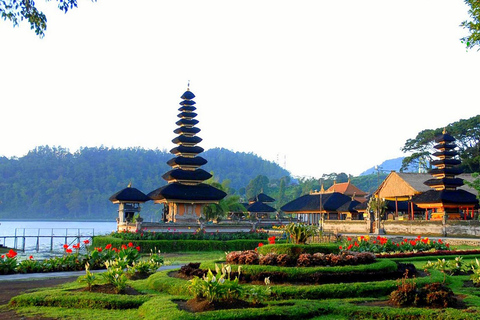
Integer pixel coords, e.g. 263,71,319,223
110,184,151,203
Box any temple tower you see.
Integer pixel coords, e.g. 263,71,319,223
148,88,226,222
413,130,478,220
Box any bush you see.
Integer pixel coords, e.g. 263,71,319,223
257,243,340,258
93,237,261,253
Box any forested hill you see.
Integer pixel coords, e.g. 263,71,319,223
0,146,290,220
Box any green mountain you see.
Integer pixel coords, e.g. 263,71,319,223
0,146,289,220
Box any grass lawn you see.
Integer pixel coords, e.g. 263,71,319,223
7,250,480,319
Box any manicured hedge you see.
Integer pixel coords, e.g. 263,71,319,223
201,259,399,284
256,243,340,258
9,289,149,309
92,236,260,253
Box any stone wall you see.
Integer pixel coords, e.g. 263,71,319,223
321,219,480,238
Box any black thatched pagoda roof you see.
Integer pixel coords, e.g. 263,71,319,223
423,178,464,188
429,168,463,176
173,127,201,135
245,201,277,213
170,145,204,155
167,156,208,167
433,143,456,150
413,189,479,206
179,100,196,106
176,119,199,127
172,135,202,145
430,159,461,166
281,192,355,212
435,132,455,143
162,169,212,182
249,193,276,203
432,151,458,158
148,182,226,201
177,111,198,119
109,187,151,203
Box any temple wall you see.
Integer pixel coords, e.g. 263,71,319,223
322,220,368,234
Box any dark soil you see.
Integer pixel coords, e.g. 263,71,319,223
0,276,78,320
174,297,265,313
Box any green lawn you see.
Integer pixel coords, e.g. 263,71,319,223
7,250,480,319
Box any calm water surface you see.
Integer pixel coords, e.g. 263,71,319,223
0,220,117,258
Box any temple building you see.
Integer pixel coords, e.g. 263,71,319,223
281,187,366,224
244,193,277,219
147,88,227,223
412,130,479,220
109,183,151,230
325,180,368,203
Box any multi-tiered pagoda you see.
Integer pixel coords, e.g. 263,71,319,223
413,130,478,220
148,88,226,222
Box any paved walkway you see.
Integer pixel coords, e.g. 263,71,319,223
0,264,182,281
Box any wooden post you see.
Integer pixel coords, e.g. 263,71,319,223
22,228,25,252
50,229,54,252
36,229,40,252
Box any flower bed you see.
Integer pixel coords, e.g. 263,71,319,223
0,241,152,275
111,229,271,241
226,250,376,267
340,235,450,253
376,249,480,259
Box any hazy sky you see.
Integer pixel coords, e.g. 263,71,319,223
1,0,479,178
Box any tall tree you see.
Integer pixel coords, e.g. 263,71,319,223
1,0,96,37
245,175,270,200
401,115,480,173
461,0,480,50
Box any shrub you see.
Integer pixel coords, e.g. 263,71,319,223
297,253,313,267
257,243,339,258
259,253,278,266
276,253,294,267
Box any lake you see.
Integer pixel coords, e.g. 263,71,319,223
0,220,117,258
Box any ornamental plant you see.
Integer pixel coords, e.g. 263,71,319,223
102,260,128,294
187,264,243,304
79,262,97,291
0,249,18,274
111,229,270,241
423,257,466,282
283,222,319,244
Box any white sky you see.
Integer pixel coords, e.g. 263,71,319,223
0,0,479,178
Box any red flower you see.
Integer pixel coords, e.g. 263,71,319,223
354,241,359,247
410,240,416,246
63,244,69,249
347,237,352,241
396,243,400,247
339,246,343,250
1,255,4,259
83,239,90,245
373,240,377,244
347,244,353,250
29,255,33,260
121,244,128,250
438,239,443,244
6,249,17,258
95,247,103,252
105,244,112,250
136,246,141,252
128,242,134,247
258,242,264,247
66,248,73,253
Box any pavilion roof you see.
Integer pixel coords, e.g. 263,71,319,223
109,186,150,203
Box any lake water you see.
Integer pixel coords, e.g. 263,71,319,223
0,220,117,258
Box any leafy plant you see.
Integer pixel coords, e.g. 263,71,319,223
79,262,97,291
246,277,272,305
102,260,128,294
284,223,319,244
